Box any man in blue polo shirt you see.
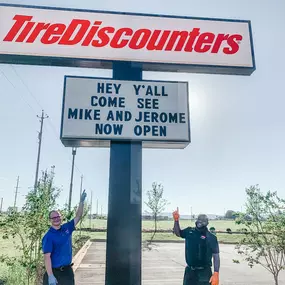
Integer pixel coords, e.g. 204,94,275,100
42,190,87,285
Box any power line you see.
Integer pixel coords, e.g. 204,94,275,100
9,66,86,177
4,67,94,192
0,70,37,115
5,67,82,163
9,65,60,137
10,65,43,110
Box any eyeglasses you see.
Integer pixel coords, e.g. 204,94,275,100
50,216,61,220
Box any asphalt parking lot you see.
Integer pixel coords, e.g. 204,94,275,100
75,242,285,285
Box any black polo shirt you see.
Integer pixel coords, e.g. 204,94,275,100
180,227,219,268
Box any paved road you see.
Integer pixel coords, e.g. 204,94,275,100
75,242,285,285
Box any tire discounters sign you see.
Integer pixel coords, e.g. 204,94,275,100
0,4,255,75
60,76,190,149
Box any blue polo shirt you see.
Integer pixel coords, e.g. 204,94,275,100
42,219,75,268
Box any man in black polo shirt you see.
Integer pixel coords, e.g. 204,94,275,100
173,208,220,285
42,190,87,285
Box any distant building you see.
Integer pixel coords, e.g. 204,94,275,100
142,213,169,220
142,215,152,220
142,212,221,221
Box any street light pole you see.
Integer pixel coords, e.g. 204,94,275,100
68,147,77,212
80,175,83,198
0,197,3,213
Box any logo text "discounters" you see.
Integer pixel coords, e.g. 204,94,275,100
3,15,243,54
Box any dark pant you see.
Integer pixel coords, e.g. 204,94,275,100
43,266,75,285
183,266,212,285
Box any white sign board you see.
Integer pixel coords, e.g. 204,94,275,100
0,4,255,75
60,76,190,149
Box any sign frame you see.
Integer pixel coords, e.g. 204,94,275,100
60,75,191,149
0,3,256,76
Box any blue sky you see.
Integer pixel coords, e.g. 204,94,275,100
0,0,284,216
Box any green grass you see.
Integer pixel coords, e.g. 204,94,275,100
0,263,29,285
75,231,243,244
77,219,242,243
80,219,241,231
0,235,22,257
0,238,33,285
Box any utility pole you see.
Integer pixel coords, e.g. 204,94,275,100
89,191,93,228
14,176,20,210
68,147,77,212
96,199,99,216
0,197,3,213
79,175,83,199
34,110,49,192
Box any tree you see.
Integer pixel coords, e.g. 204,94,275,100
7,206,18,214
225,210,236,220
235,185,285,285
144,182,168,243
0,168,61,285
61,203,77,223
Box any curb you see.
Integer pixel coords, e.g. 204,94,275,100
91,238,106,242
72,239,92,272
90,238,238,245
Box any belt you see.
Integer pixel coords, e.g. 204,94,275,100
190,266,205,270
53,263,73,272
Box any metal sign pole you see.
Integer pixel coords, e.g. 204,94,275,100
105,61,143,285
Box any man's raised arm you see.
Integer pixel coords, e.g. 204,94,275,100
173,207,181,237
74,189,87,226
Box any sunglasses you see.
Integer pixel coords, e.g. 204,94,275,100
50,215,61,220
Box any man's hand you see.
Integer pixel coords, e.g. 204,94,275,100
80,189,87,203
48,274,58,285
209,272,219,285
172,207,180,221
